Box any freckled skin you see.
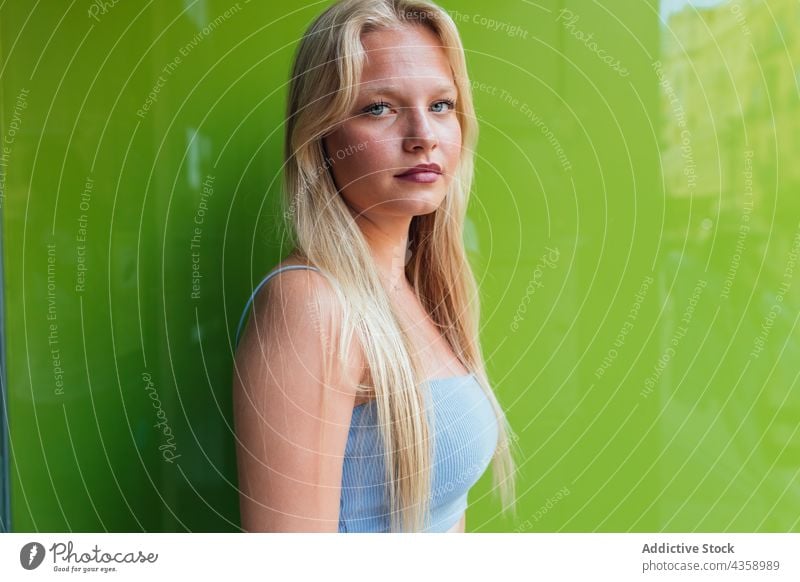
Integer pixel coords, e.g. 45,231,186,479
323,24,462,220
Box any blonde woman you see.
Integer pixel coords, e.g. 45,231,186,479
232,0,517,533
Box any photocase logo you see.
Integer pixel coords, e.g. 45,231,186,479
20,542,46,570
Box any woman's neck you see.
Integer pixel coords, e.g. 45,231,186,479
354,213,415,294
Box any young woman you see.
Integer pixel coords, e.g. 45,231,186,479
232,0,517,533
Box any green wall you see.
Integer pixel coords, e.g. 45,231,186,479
1,0,798,532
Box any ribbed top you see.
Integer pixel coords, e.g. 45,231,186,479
340,373,498,532
235,265,499,533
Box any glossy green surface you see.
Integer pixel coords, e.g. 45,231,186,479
1,0,797,532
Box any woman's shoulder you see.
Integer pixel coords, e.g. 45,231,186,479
239,252,341,348
255,252,332,311
272,250,318,272
253,250,324,293
243,252,367,387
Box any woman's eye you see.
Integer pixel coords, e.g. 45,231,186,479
364,102,390,116
432,99,455,113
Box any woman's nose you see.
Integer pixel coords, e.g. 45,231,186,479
402,107,437,152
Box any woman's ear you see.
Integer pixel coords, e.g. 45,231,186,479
320,138,336,172
319,138,340,191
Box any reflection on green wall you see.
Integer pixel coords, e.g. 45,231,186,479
1,0,797,532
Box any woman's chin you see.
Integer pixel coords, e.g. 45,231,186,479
387,191,446,216
387,199,442,217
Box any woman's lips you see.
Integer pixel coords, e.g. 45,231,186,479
394,171,440,183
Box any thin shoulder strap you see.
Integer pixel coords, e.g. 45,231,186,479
234,264,321,347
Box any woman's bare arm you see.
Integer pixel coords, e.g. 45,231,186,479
232,269,363,532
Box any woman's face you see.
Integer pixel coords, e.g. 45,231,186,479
322,24,462,219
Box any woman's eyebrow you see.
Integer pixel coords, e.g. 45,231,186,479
359,82,457,98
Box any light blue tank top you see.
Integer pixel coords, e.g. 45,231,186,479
235,264,499,532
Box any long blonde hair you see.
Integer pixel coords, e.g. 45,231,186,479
283,0,517,532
